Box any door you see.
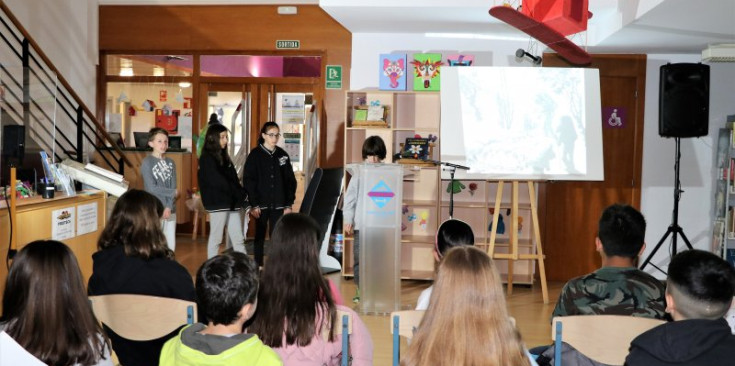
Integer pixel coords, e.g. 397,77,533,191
198,81,319,212
540,54,647,281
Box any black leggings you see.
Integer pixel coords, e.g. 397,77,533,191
254,208,284,266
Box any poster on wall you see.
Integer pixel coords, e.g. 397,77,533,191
280,94,305,123
77,202,98,236
52,207,76,240
283,132,301,163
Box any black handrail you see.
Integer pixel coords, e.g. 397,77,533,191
0,2,132,174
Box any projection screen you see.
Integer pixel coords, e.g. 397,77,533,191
440,66,603,181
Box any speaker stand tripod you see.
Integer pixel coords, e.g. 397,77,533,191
640,137,693,271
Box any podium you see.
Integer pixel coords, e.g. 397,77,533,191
352,163,403,314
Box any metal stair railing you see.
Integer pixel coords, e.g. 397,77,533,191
0,2,131,174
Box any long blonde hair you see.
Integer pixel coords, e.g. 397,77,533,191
402,246,531,366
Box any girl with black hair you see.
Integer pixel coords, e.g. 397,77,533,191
198,123,248,259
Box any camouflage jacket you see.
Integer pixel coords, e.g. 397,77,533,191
551,266,666,321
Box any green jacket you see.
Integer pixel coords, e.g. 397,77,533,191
160,324,282,366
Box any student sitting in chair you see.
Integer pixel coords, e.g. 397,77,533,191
159,252,282,366
551,204,666,320
625,250,735,366
415,218,474,310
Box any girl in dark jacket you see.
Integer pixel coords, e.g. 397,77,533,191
198,123,247,259
244,121,297,266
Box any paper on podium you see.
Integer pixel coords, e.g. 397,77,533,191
0,332,46,366
61,159,129,197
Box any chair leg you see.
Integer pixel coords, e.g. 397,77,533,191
191,209,199,239
393,316,400,366
201,211,207,238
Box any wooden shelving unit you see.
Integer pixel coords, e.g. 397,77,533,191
342,89,440,280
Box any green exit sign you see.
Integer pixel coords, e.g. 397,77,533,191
276,40,300,49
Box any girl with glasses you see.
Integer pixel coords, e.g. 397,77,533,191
243,121,297,267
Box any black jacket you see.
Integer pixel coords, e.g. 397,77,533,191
198,151,246,211
88,246,196,366
243,144,296,209
625,318,735,366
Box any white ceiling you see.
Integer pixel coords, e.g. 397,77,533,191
319,0,735,54
99,0,735,54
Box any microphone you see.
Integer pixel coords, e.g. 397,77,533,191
515,48,542,65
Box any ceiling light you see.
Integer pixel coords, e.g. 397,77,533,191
153,67,165,77
277,6,297,15
119,67,133,77
178,81,192,88
425,32,527,42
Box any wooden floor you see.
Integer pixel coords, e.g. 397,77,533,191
176,235,563,366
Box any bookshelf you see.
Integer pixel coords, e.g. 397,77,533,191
714,126,735,265
343,90,440,280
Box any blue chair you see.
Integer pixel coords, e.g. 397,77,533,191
390,310,425,366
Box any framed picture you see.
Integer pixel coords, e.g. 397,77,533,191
379,53,407,91
411,53,443,91
447,54,475,66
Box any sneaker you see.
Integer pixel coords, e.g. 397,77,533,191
352,289,360,304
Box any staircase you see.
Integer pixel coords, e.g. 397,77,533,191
0,2,130,184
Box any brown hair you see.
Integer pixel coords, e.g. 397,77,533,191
147,126,169,142
249,213,336,347
97,189,173,259
402,246,531,366
1,240,110,366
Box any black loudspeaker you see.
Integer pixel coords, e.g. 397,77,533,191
2,125,25,164
659,63,710,138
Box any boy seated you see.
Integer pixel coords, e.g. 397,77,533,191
626,249,735,366
159,252,282,365
551,204,666,320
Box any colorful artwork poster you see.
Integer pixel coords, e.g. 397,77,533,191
447,54,475,66
379,53,407,91
411,53,443,91
52,207,76,240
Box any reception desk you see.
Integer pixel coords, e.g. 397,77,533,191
93,148,191,224
0,190,107,311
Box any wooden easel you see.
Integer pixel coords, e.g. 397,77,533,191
487,181,549,304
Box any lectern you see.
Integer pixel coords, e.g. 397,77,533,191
352,163,403,314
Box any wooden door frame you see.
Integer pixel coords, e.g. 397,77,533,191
539,53,647,280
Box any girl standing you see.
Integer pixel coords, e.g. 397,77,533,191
198,123,247,258
243,121,297,267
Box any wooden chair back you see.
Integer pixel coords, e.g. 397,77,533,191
551,315,665,365
89,294,196,341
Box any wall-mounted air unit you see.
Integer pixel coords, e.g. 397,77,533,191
702,44,735,62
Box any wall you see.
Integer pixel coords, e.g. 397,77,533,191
641,54,735,277
5,0,98,110
351,33,735,279
350,33,531,90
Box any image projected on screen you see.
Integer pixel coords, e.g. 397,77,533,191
441,67,603,181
